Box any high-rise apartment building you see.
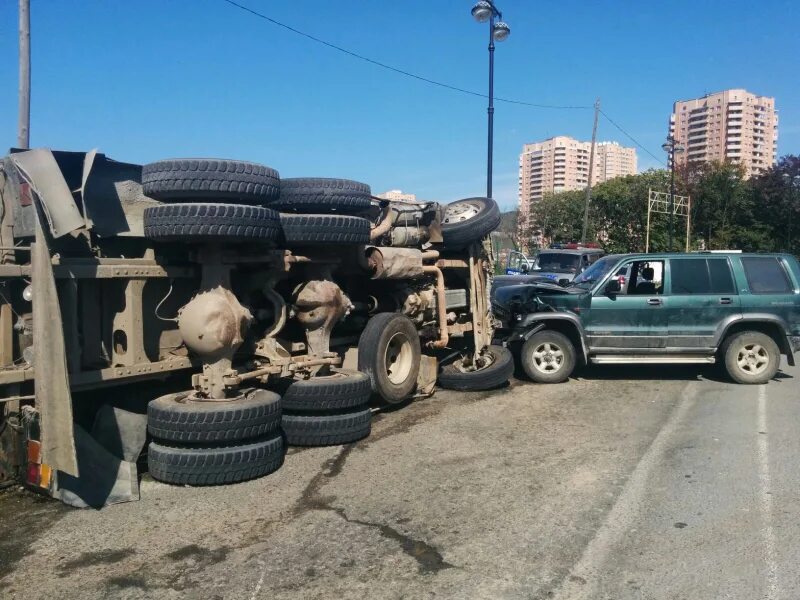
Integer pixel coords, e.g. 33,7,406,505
377,189,417,202
517,136,637,231
668,89,778,177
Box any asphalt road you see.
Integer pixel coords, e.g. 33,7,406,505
1,361,798,600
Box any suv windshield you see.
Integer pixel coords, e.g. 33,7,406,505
570,255,618,288
536,252,580,273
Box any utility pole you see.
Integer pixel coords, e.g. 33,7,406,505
18,0,31,149
581,98,600,243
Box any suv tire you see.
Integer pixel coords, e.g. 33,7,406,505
520,330,576,384
722,331,780,384
143,203,281,243
358,313,421,404
438,345,513,391
276,178,372,213
148,434,284,486
142,158,280,204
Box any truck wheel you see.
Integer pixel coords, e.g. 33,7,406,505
148,434,284,486
142,158,280,204
722,331,780,384
280,369,371,412
438,345,513,391
521,330,576,384
358,313,421,404
275,178,372,213
147,388,281,444
440,197,501,250
279,213,371,245
281,409,372,446
143,203,281,243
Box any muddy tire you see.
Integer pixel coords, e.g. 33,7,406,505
148,389,281,444
438,345,513,391
142,158,280,204
279,213,371,245
143,203,281,243
280,370,371,413
358,313,421,404
440,197,501,250
520,330,576,384
275,178,372,213
281,409,372,446
147,435,284,486
722,331,780,384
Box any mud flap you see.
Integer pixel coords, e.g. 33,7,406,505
53,405,147,508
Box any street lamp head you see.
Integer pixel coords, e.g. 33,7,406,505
674,143,685,154
471,1,493,22
492,21,511,41
661,142,671,153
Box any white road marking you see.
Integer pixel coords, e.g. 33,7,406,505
757,384,779,600
250,560,268,600
552,383,696,600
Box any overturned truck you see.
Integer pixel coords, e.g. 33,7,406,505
0,150,512,506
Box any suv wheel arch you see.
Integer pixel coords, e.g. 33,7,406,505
522,317,588,366
717,319,794,367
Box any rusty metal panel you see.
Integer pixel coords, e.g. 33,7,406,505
32,215,78,476
11,149,85,238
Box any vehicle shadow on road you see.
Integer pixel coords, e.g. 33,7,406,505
566,364,795,385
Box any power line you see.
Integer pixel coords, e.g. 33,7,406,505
599,109,666,166
221,0,667,164
220,0,591,110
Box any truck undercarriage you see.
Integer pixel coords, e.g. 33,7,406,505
0,149,509,505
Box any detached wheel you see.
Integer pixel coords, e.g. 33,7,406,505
440,197,501,250
148,434,284,486
438,345,513,391
279,213,371,245
282,409,372,446
280,369,371,412
143,203,281,243
521,330,576,383
147,388,281,444
142,158,280,204
275,178,372,214
722,331,780,384
358,313,421,404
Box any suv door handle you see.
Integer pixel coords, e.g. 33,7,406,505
646,298,662,306
719,297,732,305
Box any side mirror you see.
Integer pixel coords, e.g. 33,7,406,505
605,279,621,295
521,263,530,273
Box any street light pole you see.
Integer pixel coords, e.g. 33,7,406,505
487,10,495,199
471,1,510,200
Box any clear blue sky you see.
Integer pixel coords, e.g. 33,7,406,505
1,1,798,211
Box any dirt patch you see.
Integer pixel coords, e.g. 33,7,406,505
0,489,69,582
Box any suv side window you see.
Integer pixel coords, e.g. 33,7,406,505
670,258,736,294
623,260,665,295
741,257,794,294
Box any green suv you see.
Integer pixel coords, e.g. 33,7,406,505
493,252,800,384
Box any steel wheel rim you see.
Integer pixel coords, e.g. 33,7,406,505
736,343,769,375
531,342,564,374
386,332,413,384
444,200,484,224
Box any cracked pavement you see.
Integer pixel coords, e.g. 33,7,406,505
1,362,799,599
